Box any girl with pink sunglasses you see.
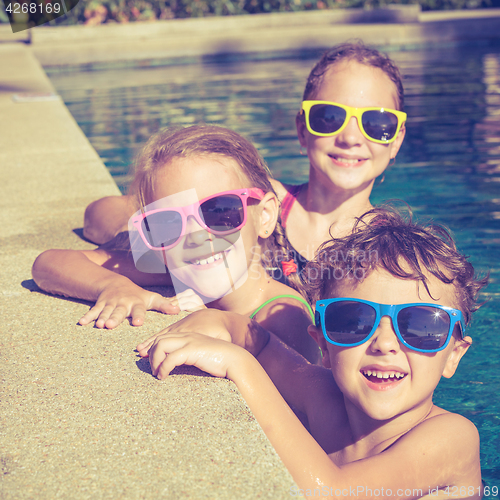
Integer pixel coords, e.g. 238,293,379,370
32,125,319,362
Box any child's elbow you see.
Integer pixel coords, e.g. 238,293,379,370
32,249,59,289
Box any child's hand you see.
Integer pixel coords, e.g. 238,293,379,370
136,309,231,357
172,289,207,312
147,331,245,380
79,283,181,329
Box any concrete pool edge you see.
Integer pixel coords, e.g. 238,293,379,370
0,44,297,498
1,7,500,66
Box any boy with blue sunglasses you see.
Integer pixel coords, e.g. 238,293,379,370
138,207,488,498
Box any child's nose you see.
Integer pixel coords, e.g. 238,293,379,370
335,116,363,147
368,316,401,354
184,216,212,246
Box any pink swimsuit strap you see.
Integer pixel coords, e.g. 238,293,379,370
280,184,304,229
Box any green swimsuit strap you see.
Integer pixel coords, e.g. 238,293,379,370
249,294,314,321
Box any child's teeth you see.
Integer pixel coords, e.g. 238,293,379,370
193,252,224,265
334,156,360,164
363,370,406,380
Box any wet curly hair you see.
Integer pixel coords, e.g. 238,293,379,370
305,206,488,325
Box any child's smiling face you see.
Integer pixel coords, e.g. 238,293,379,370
151,154,264,300
297,60,406,194
311,267,471,422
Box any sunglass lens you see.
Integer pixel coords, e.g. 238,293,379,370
362,110,399,142
200,195,244,233
397,306,450,350
324,301,377,345
309,104,346,135
141,211,183,248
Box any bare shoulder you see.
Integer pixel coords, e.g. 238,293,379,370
83,195,136,245
336,409,481,494
416,410,480,446
393,410,481,487
253,287,318,363
269,178,288,203
427,411,480,459
253,279,312,319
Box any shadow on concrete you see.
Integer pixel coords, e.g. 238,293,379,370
72,227,95,244
0,83,38,93
22,279,93,307
135,355,213,378
135,356,153,375
21,279,41,292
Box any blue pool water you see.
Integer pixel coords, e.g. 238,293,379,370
46,41,500,487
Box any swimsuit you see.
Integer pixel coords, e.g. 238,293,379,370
250,294,314,321
279,184,310,277
280,184,303,229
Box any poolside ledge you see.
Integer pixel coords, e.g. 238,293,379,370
1,6,500,66
0,44,295,498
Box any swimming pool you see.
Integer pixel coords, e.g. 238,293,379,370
46,41,500,487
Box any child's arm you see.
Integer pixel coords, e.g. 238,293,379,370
137,309,327,415
147,331,482,498
83,195,135,245
32,247,180,329
146,331,339,490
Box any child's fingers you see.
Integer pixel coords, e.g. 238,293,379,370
155,349,191,380
149,334,232,380
129,304,147,327
149,337,188,377
95,304,127,329
150,295,180,316
79,303,105,325
136,330,167,355
103,305,132,329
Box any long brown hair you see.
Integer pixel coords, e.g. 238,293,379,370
302,41,405,111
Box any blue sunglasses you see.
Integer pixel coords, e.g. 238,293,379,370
315,298,465,353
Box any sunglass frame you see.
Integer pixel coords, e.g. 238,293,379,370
315,298,465,353
301,100,407,144
131,188,265,251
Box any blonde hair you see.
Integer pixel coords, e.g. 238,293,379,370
129,124,302,291
130,124,274,208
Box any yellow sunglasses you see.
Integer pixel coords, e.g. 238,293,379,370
301,100,407,144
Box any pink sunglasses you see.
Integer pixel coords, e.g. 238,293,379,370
131,188,266,251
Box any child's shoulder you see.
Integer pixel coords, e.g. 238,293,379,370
269,178,288,202
252,279,312,320
269,179,305,204
252,284,318,363
415,406,479,439
390,407,481,487
415,407,480,449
